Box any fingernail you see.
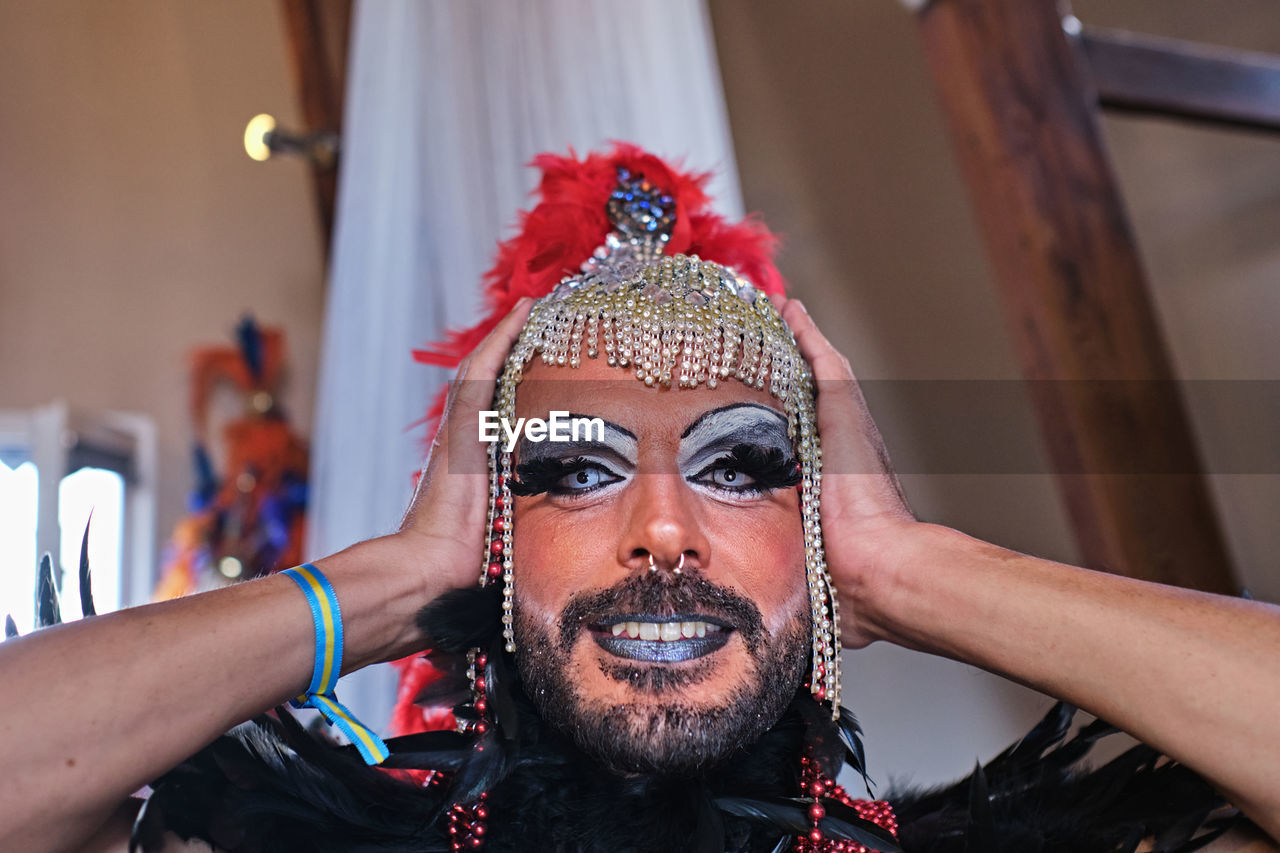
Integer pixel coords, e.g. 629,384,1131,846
793,299,809,316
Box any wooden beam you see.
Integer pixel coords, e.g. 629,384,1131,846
279,0,352,255
1077,26,1280,133
913,0,1237,592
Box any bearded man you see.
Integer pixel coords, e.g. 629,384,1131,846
2,147,1279,853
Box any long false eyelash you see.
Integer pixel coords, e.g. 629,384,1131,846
511,445,799,497
509,456,597,497
699,443,802,491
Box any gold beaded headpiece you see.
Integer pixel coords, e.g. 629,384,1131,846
476,163,842,715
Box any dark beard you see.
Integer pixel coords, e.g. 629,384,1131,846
514,571,810,777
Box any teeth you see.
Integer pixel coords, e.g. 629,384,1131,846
607,621,721,641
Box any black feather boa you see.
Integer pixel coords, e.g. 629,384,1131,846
132,685,884,851
888,703,1241,853
129,586,1243,853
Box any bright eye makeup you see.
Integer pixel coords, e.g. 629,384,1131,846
678,403,800,499
511,419,638,499
509,404,799,501
510,456,624,497
690,443,801,494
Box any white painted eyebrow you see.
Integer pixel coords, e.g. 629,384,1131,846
516,418,638,463
679,402,786,439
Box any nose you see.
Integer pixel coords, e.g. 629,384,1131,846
616,472,710,575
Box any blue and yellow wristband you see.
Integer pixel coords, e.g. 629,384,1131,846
281,563,390,765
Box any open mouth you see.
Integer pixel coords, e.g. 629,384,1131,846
588,614,733,663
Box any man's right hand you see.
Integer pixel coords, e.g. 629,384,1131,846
396,298,534,601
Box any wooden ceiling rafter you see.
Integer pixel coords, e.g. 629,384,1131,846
279,0,352,257
912,0,1241,593
1074,25,1280,134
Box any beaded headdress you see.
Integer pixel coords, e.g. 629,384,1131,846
413,145,840,719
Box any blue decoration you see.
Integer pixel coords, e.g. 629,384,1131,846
236,315,264,381
606,167,675,240
189,444,218,512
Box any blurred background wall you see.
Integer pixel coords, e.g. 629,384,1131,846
1,0,1276,789
0,0,324,551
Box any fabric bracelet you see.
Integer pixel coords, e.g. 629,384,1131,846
281,563,390,765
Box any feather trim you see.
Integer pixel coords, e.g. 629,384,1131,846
888,702,1241,853
139,690,1240,852
79,517,97,617
136,586,1239,853
36,553,61,628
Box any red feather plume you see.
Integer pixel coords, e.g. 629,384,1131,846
411,143,786,430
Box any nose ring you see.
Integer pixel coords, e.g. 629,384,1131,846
647,553,685,575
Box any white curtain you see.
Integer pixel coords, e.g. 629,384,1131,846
308,0,743,728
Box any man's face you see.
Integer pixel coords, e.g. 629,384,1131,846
509,356,811,775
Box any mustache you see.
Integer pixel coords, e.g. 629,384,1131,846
557,571,766,654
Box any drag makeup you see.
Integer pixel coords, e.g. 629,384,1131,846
500,360,813,774
677,403,802,500
510,403,800,504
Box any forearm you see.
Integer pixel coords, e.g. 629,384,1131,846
861,523,1280,838
0,534,439,852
